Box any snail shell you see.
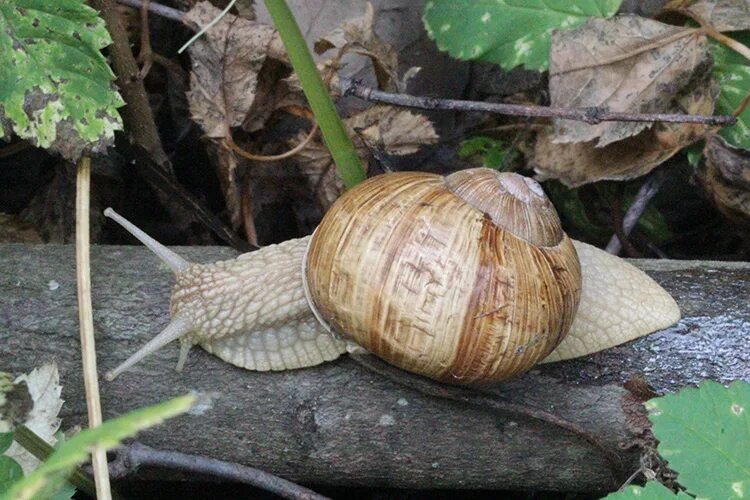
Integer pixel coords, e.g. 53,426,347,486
305,169,582,384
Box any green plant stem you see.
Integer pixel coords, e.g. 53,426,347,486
13,426,96,498
263,0,366,188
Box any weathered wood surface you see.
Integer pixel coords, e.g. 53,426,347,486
0,244,748,492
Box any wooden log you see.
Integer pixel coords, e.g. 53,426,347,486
1,244,748,492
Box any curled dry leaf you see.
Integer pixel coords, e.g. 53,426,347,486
293,105,438,208
532,73,718,187
665,0,750,31
7,363,64,474
314,2,400,91
184,1,275,228
184,1,276,139
697,135,750,228
551,16,710,146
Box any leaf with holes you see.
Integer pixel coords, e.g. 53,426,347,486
0,0,123,160
423,0,622,71
646,380,750,499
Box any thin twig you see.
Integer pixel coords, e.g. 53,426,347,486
676,9,750,119
108,442,330,500
116,0,184,23
225,123,319,162
136,0,154,79
681,9,750,62
240,169,258,246
349,352,624,486
605,170,667,255
75,157,112,500
550,28,699,76
178,0,238,53
611,187,642,258
343,79,735,126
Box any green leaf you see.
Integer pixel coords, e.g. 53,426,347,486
3,395,195,500
0,456,23,495
0,435,11,455
545,181,610,241
636,206,672,245
458,136,517,170
685,141,704,169
49,482,75,500
423,0,623,70
603,481,692,499
646,380,750,499
712,34,750,149
0,0,124,160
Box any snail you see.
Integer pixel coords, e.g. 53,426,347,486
103,168,680,385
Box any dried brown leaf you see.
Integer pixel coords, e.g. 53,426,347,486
347,105,439,156
550,16,710,146
293,106,438,208
313,2,400,90
622,375,659,437
698,134,750,228
666,0,750,31
533,75,718,187
184,1,276,139
183,2,277,229
8,363,63,474
234,0,256,20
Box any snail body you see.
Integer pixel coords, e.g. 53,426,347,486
104,168,680,385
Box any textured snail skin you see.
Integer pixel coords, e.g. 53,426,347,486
172,238,345,371
542,240,680,363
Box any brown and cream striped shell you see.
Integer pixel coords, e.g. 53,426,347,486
304,168,583,385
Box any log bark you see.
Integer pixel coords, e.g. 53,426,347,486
0,244,748,493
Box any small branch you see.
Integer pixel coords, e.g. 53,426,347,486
677,9,750,62
116,0,184,23
343,80,736,126
606,170,667,255
108,442,330,500
75,157,112,500
610,186,642,258
225,123,319,162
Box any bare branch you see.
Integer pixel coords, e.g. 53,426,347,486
343,80,735,127
109,442,330,500
606,169,668,255
116,0,184,23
